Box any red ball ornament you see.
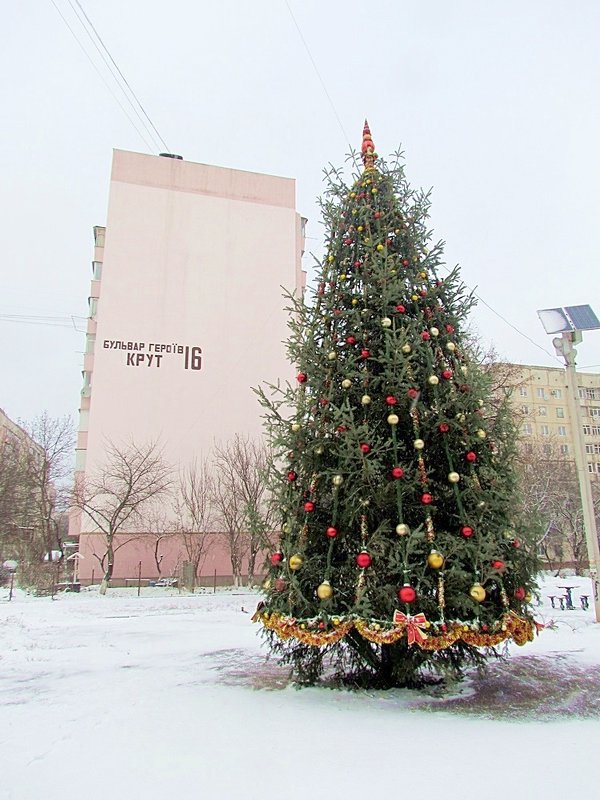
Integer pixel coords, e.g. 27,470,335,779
346,336,357,345
287,471,297,482
514,587,526,601
385,395,397,406
421,331,431,341
442,369,453,380
391,466,405,479
297,372,307,383
304,501,315,513
461,525,474,538
491,560,505,571
361,349,370,359
343,238,352,246
395,304,406,313
402,259,410,267
336,425,348,433
438,422,450,433
445,324,455,333
354,260,362,268
360,443,371,454
512,538,521,549
420,290,427,297
465,451,477,462
398,585,417,604
421,493,433,505
326,526,338,538
274,578,286,592
374,211,381,219
407,388,419,399
356,551,372,569
270,552,283,565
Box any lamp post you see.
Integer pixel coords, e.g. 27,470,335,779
537,305,600,622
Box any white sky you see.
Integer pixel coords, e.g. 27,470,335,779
2,0,600,422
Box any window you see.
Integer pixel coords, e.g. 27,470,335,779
580,387,600,401
558,426,567,436
556,407,564,418
560,445,569,455
590,408,600,419
543,444,552,455
540,424,550,435
92,261,102,280
522,423,532,435
85,334,96,354
521,405,530,415
589,464,595,473
519,387,528,397
88,298,98,318
536,388,546,399
538,406,547,416
588,443,600,455
583,425,600,436
553,388,563,399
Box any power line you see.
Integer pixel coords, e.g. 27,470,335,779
70,0,170,152
48,1,159,153
284,1,358,169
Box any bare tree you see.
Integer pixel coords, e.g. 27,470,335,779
517,440,598,574
212,435,275,587
172,460,214,590
1,413,74,590
72,440,173,594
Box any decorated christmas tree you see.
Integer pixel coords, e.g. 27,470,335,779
254,122,540,688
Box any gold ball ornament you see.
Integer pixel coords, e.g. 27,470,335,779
339,274,347,282
387,414,399,425
476,429,487,439
460,366,468,375
263,578,272,590
332,475,344,486
357,225,364,232
327,255,334,263
446,342,456,352
291,423,301,432
361,394,372,405
341,379,352,389
328,351,337,361
469,583,486,602
289,554,304,571
427,551,444,569
456,413,466,423
411,294,419,301
381,317,392,328
402,344,412,354
396,523,410,536
448,471,460,483
413,438,425,449
430,327,439,337
377,243,384,252
317,581,333,600
351,298,359,306
315,445,324,454
428,375,439,385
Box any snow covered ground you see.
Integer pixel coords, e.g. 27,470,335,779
1,576,598,800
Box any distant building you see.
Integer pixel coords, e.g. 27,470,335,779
70,150,306,585
509,364,600,478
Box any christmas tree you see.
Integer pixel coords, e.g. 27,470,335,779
254,122,539,688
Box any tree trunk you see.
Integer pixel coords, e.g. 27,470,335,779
99,540,114,595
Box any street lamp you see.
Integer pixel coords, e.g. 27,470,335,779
537,304,600,622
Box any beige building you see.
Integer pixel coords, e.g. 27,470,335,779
509,364,600,478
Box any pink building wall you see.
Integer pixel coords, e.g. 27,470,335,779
71,151,305,584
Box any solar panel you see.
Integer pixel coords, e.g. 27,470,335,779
564,305,600,331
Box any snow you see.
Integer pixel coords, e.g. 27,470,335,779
1,577,598,800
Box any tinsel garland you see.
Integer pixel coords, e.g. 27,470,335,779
255,609,536,650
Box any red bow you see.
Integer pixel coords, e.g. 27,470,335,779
393,610,428,645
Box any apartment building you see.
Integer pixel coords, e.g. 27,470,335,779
512,364,600,478
70,150,306,584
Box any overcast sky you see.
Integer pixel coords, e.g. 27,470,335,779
2,0,600,423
